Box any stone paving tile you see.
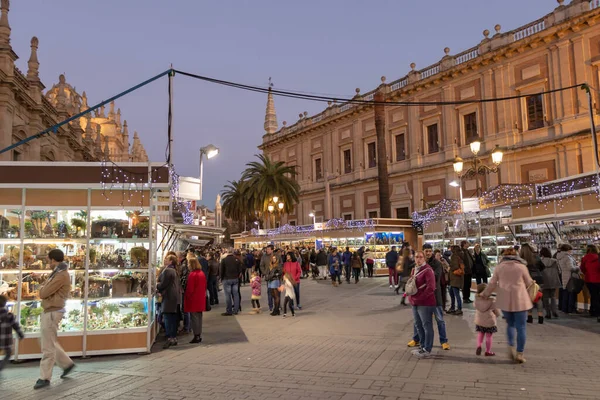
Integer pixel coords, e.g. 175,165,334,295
1,277,600,399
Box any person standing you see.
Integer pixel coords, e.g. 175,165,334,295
351,252,362,283
386,246,399,289
580,244,600,322
520,243,544,324
474,283,500,357
557,243,578,313
396,247,415,305
282,272,297,318
540,247,561,319
249,271,262,314
0,295,24,374
481,248,533,364
409,251,437,359
207,252,220,305
157,254,181,349
178,252,191,334
266,256,283,315
260,245,275,279
357,246,366,278
329,248,342,286
448,246,464,315
184,258,207,344
33,249,76,389
473,244,490,285
220,250,242,316
316,248,328,280
435,249,450,310
342,247,353,284
283,252,303,309
364,249,375,278
460,241,474,303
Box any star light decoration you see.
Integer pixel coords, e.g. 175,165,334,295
100,159,162,211
168,168,194,225
249,218,375,239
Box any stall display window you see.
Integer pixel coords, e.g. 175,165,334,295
90,210,149,239
0,209,21,239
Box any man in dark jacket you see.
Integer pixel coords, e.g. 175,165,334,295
460,241,474,303
342,247,352,283
408,244,450,351
220,250,242,316
385,246,399,289
316,248,328,280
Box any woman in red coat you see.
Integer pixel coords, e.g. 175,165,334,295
184,258,207,344
581,244,600,321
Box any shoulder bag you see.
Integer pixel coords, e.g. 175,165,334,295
405,268,426,296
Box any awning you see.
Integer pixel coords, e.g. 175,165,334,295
158,222,225,251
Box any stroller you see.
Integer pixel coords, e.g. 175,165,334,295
310,263,320,279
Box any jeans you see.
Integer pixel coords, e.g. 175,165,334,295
503,310,527,353
345,265,352,282
223,278,240,314
412,306,448,345
560,288,577,313
0,347,10,371
40,311,73,380
449,286,462,310
388,267,398,286
587,282,600,317
208,275,219,305
463,274,473,300
352,268,360,282
294,282,301,306
163,312,179,340
412,305,436,353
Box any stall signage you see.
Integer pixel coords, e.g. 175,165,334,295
462,197,480,213
314,222,324,231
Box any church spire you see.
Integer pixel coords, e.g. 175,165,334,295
263,77,278,135
27,36,39,80
0,0,11,47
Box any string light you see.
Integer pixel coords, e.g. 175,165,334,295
169,167,194,224
247,218,376,239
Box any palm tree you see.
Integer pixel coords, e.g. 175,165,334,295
221,180,251,225
242,154,300,216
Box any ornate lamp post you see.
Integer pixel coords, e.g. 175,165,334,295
267,196,284,228
452,137,504,199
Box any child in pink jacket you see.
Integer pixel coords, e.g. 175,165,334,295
475,283,500,356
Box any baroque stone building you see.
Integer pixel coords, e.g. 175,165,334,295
260,0,600,226
0,0,148,162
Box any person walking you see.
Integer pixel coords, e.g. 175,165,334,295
473,244,490,285
329,248,342,286
343,247,353,283
580,244,600,322
409,251,437,359
249,271,262,314
520,243,545,324
184,258,207,344
540,247,561,319
474,283,500,357
447,246,464,315
481,248,533,364
34,249,76,389
386,246,400,289
316,248,328,280
460,241,474,303
158,254,181,349
207,252,220,306
283,252,303,309
266,256,283,315
357,246,366,278
282,272,297,318
220,250,242,316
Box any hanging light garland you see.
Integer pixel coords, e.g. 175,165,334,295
480,184,535,208
168,167,194,225
100,158,162,211
247,218,376,239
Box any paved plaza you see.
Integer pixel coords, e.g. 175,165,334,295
1,277,600,400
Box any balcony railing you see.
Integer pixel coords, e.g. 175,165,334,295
390,78,408,91
455,47,479,65
420,64,440,79
513,18,545,41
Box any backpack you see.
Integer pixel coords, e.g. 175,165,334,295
566,271,585,294
405,268,426,296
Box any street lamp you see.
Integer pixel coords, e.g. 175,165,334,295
199,144,220,201
308,212,316,226
452,136,503,197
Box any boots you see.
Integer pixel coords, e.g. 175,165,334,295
538,316,544,324
507,345,516,361
515,352,526,364
527,315,533,323
189,335,202,344
401,297,407,306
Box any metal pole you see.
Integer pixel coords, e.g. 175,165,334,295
199,150,204,201
168,68,174,164
584,85,600,196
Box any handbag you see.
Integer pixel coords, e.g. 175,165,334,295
526,280,541,302
405,268,426,296
453,262,465,276
485,266,492,278
566,271,585,294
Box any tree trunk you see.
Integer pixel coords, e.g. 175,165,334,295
374,90,391,218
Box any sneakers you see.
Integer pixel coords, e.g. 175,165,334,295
476,346,482,356
221,312,233,316
282,314,287,318
442,343,450,351
414,349,431,359
446,308,456,314
389,285,394,289
61,363,75,379
485,351,495,357
297,305,302,310
410,348,423,355
33,379,50,389
454,310,463,316
407,340,420,347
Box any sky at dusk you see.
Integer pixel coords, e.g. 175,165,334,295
9,0,557,207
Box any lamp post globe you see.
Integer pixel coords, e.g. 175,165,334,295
453,157,464,174
469,137,481,155
491,145,503,165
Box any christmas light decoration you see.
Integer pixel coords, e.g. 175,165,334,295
246,218,376,239
480,184,535,208
412,199,461,227
168,167,194,225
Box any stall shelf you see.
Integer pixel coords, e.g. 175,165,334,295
0,162,169,360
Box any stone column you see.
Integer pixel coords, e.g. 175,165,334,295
570,34,589,117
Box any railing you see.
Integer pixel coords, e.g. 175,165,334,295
455,47,479,65
312,115,323,123
339,103,354,113
363,93,374,101
513,18,545,41
420,64,440,79
390,78,408,91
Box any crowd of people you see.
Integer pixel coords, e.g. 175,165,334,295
152,239,600,366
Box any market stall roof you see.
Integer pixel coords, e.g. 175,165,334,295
184,238,211,247
158,222,225,239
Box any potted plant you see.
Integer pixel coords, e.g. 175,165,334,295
130,247,148,268
71,218,86,237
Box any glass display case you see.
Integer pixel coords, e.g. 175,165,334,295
0,207,156,360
